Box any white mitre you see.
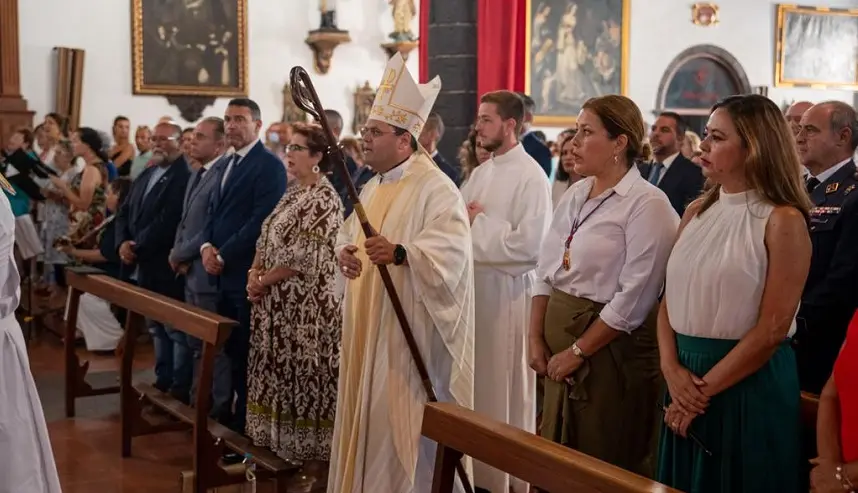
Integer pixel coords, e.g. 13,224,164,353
368,52,442,139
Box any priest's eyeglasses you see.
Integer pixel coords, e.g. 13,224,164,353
360,127,395,140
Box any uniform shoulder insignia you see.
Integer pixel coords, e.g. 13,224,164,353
826,182,839,194
845,184,856,196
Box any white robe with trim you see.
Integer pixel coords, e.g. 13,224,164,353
328,152,475,493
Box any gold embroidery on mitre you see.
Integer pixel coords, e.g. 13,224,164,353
367,53,442,138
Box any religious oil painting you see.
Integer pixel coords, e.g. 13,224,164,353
131,0,248,96
775,5,858,90
525,0,630,126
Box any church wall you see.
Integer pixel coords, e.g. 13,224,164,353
18,0,419,134
535,0,858,139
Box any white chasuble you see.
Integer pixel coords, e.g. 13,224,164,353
328,151,475,493
0,192,62,493
459,143,552,493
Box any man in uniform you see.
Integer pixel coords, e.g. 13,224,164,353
329,53,474,493
794,100,858,394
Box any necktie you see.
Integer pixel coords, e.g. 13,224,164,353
221,154,240,191
648,162,664,185
188,167,206,196
806,176,820,194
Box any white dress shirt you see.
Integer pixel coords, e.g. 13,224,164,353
534,165,679,332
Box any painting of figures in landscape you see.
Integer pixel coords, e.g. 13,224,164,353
132,0,248,96
526,0,629,125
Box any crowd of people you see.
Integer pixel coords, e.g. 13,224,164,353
2,51,858,493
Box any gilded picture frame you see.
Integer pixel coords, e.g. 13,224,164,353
775,4,858,90
525,0,630,126
131,0,249,97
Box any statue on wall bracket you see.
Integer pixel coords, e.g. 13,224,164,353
352,81,376,134
381,0,419,61
306,0,351,74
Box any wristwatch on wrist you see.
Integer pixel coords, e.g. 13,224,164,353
571,341,588,359
393,244,407,266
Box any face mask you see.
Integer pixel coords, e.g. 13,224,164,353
267,132,280,144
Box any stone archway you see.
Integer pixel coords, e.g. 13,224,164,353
654,45,752,135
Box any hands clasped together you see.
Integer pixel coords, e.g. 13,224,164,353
528,336,584,383
662,361,709,438
337,234,398,279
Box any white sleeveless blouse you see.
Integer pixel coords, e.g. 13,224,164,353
665,189,797,340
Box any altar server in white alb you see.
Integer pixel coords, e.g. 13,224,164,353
0,177,62,493
329,53,475,493
461,90,552,493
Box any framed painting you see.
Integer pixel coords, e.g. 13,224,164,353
131,0,248,96
775,5,858,90
525,0,630,126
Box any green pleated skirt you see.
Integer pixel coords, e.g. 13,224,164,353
656,334,801,493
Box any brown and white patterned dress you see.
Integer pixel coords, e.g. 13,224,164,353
246,177,343,461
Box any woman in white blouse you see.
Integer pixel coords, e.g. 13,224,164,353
529,95,679,475
656,94,811,492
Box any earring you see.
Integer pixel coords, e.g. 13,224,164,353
613,154,619,165
312,165,320,174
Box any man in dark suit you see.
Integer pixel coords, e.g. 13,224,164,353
640,112,705,217
419,112,461,185
793,101,858,394
201,98,287,431
517,92,553,177
115,121,191,401
169,117,230,420
324,109,358,216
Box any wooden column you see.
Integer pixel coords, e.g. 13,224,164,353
0,0,33,144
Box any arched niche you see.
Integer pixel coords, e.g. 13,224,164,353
654,45,752,134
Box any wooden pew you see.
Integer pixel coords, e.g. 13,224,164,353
423,402,679,493
64,269,299,492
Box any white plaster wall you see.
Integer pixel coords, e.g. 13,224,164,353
536,0,858,140
19,0,420,135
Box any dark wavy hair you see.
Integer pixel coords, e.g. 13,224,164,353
291,122,332,173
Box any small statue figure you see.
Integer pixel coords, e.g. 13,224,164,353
388,0,417,42
319,0,339,30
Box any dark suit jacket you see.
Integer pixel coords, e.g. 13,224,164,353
795,160,858,393
522,132,552,177
331,155,359,217
432,151,461,186
171,156,226,295
115,156,191,300
639,154,705,217
204,141,286,292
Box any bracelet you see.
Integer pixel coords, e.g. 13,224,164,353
836,464,855,492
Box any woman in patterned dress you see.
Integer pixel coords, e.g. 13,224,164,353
49,127,108,249
245,122,343,490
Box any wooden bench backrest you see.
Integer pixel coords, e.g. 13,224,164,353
422,402,680,493
65,271,235,345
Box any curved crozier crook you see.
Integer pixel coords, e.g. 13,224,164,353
289,67,321,120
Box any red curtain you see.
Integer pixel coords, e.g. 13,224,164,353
418,0,431,83
477,0,527,99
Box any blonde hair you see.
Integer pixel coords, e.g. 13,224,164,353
698,94,812,222
581,95,646,165
684,130,701,153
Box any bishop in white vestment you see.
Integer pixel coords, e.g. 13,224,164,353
0,182,63,493
328,53,475,493
462,93,552,493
